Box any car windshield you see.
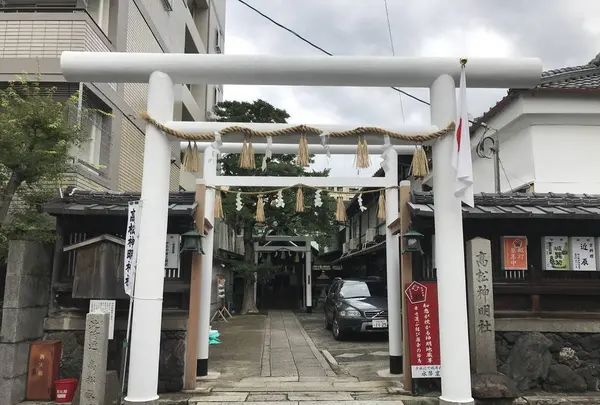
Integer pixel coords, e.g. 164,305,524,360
340,281,386,299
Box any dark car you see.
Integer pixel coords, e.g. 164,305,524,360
324,277,388,340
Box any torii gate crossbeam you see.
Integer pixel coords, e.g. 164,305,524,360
60,51,542,405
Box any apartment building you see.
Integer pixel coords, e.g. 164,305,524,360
0,0,225,192
328,186,361,202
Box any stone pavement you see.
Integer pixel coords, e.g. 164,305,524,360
295,312,391,382
192,311,407,404
261,311,335,378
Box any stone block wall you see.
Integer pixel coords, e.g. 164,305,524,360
0,241,53,405
496,331,600,393
44,329,185,393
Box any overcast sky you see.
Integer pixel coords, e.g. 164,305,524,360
222,0,600,177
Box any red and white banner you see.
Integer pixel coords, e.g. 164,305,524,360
405,281,441,379
451,64,474,207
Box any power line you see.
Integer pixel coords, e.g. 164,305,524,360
235,0,430,106
235,0,499,131
383,0,405,123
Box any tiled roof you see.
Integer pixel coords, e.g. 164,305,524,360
409,192,600,219
42,190,197,216
539,64,600,90
471,52,600,132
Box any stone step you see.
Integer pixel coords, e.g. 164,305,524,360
189,401,407,405
238,376,360,384
209,381,392,393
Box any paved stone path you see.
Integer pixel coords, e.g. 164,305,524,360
261,311,335,378
190,311,409,404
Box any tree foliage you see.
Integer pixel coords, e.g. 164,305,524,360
0,76,89,261
214,99,338,312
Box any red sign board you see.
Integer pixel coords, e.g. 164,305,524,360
404,281,441,379
502,236,528,270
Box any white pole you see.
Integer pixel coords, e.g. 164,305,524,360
197,147,216,377
305,249,312,313
124,71,174,404
384,148,402,374
430,74,474,405
61,51,543,88
206,176,389,188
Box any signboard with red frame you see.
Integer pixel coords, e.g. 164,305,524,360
404,281,441,379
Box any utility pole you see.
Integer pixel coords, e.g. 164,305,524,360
493,136,501,193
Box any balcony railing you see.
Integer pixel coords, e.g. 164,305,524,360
0,1,79,8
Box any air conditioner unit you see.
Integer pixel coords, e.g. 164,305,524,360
342,243,348,254
348,238,357,251
365,228,377,243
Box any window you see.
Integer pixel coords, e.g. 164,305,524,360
340,281,387,299
78,109,103,167
87,0,111,34
213,85,222,105
215,28,223,53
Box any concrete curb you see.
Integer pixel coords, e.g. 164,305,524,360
321,349,339,370
292,313,336,377
260,313,271,377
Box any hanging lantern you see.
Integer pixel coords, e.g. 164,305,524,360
402,228,424,254
180,226,204,254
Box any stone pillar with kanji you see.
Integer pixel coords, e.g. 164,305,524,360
465,237,497,374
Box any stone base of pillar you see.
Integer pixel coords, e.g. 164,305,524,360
306,306,312,314
389,355,403,374
196,358,208,377
124,398,159,405
440,397,475,405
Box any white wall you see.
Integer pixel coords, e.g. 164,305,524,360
471,92,600,194
139,0,186,52
532,124,600,193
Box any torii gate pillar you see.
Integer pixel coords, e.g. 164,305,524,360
431,74,473,404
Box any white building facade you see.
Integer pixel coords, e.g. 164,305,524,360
470,53,600,194
0,0,226,192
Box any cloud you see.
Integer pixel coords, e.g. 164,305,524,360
222,0,600,177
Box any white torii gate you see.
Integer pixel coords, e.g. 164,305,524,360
60,51,542,405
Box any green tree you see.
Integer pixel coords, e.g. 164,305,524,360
0,77,89,261
214,99,338,314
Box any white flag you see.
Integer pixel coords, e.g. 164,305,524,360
451,65,474,207
124,201,141,296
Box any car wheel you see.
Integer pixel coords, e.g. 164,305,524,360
325,313,332,330
332,317,345,341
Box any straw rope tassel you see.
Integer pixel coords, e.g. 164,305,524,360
256,196,265,223
377,190,386,220
239,135,255,169
191,142,200,172
356,136,370,169
335,197,347,222
297,134,309,167
182,142,194,172
410,145,429,178
214,191,224,219
295,187,305,212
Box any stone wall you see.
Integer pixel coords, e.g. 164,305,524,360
496,331,600,393
0,241,53,405
44,329,186,393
